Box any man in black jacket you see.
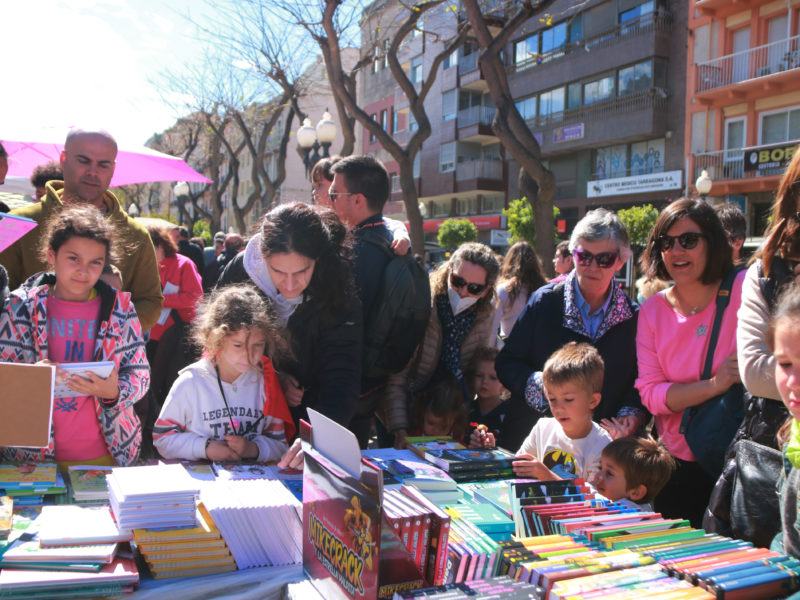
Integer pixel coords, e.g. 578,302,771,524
330,156,395,447
171,226,205,274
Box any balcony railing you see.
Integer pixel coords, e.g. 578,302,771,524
455,159,503,181
458,52,478,74
512,12,671,72
691,141,800,181
696,35,800,93
457,106,496,127
529,88,667,129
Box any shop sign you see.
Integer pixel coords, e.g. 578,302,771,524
554,123,584,143
743,142,798,173
587,170,682,198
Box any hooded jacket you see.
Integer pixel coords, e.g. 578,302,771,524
0,274,149,466
0,181,163,331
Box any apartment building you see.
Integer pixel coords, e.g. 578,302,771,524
687,0,800,236
360,0,688,244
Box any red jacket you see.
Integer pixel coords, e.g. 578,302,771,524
151,253,203,341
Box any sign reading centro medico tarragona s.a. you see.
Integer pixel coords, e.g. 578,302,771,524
744,142,798,173
587,170,683,198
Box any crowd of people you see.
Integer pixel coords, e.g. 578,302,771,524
1,128,800,559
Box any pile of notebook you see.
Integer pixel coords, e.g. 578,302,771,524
200,478,302,569
107,464,199,531
133,504,235,579
66,465,113,504
422,448,515,483
0,504,138,599
363,448,460,504
0,463,67,506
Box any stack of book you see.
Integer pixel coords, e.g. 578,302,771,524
364,448,460,505
422,448,515,483
443,509,503,583
445,501,515,542
107,464,200,531
200,479,302,569
66,466,113,504
0,557,139,599
133,504,235,579
405,436,466,460
0,463,67,506
391,575,545,599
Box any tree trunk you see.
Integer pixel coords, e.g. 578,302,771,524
519,169,556,276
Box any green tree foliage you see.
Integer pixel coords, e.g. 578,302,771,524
503,198,561,248
617,204,659,249
438,218,478,249
193,220,213,246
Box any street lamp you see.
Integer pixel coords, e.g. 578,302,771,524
695,169,713,202
127,203,139,217
297,111,338,177
173,181,190,226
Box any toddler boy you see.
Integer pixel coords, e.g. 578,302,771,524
592,436,676,510
513,342,611,481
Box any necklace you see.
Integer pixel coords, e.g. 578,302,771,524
215,365,241,435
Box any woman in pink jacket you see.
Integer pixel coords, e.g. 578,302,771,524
636,198,744,528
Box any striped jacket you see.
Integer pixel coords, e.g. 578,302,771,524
0,274,149,466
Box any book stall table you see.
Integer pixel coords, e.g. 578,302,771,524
2,419,800,599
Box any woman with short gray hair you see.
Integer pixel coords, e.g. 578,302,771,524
496,208,645,450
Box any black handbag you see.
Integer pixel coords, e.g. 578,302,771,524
679,268,746,478
729,439,783,548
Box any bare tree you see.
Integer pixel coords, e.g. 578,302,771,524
461,0,561,272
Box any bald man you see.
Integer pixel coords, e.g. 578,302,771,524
0,129,163,330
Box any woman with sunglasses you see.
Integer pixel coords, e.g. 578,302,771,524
381,242,500,449
496,209,644,451
636,198,744,528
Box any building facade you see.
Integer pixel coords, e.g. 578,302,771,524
359,0,688,245
686,0,800,236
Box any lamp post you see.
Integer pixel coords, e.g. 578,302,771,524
173,181,189,226
297,111,337,177
127,203,139,218
695,169,713,202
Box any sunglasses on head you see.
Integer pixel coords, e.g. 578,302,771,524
573,249,619,269
657,232,706,252
449,272,487,295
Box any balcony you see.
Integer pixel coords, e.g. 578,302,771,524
457,106,497,143
690,141,800,193
458,52,478,75
533,88,667,129
512,12,671,73
454,160,505,194
695,35,800,98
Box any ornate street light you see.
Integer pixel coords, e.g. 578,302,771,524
297,111,338,177
173,181,190,225
695,169,712,202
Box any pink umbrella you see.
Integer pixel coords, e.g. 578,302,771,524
2,128,212,187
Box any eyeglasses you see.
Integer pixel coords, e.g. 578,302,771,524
657,232,706,252
449,272,487,295
573,249,619,269
327,191,352,202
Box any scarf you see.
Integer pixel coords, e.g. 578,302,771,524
787,420,800,469
243,234,305,328
435,293,476,382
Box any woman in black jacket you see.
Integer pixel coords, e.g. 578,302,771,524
217,203,362,433
496,208,644,451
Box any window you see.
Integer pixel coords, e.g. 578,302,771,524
442,90,457,121
457,197,477,215
409,111,418,132
391,173,400,193
724,117,746,163
393,109,402,133
482,194,505,213
630,138,664,175
594,144,628,179
618,60,653,96
620,1,654,27
568,13,583,43
380,109,388,132
514,33,538,67
444,50,458,69
567,82,581,110
539,87,565,119
761,107,800,144
369,114,377,143
541,22,567,61
516,96,536,121
583,75,614,105
413,152,421,178
440,142,456,173
410,56,423,84
432,199,450,217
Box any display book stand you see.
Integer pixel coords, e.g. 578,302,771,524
301,409,429,600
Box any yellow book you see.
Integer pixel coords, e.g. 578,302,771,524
133,505,220,544
143,547,232,562
150,563,236,579
146,554,236,570
136,538,227,553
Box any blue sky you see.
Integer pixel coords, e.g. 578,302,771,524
4,0,210,147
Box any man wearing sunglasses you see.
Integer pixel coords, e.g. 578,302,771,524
496,209,645,450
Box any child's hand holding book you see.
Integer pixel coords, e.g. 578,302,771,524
512,453,560,480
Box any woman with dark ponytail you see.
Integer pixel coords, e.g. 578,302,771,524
217,203,362,432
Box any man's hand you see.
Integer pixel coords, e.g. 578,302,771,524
278,373,304,407
393,428,409,449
